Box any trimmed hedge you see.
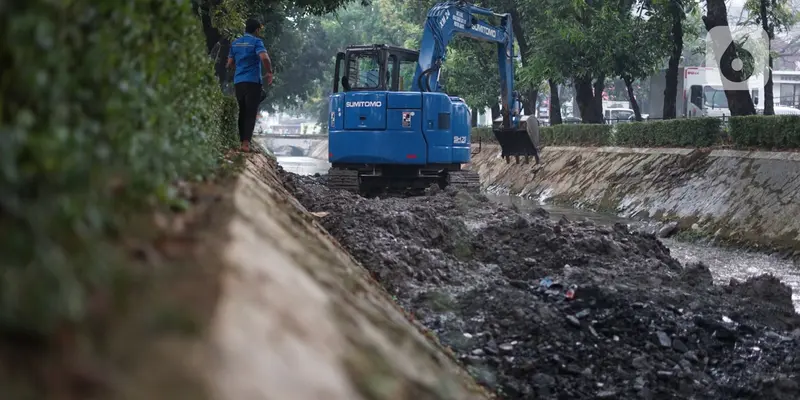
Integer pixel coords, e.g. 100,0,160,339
0,1,237,334
541,124,613,146
729,115,800,149
471,127,496,142
469,115,800,150
614,117,722,147
471,124,613,146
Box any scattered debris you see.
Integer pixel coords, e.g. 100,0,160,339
658,221,679,238
282,171,800,399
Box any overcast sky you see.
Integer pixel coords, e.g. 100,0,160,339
714,0,800,38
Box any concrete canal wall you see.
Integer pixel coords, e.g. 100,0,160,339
471,144,800,254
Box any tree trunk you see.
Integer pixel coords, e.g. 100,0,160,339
491,103,501,125
663,2,683,119
761,0,774,115
523,89,538,116
549,79,563,125
194,0,228,87
471,107,479,127
510,9,536,116
703,0,756,116
624,76,643,121
593,76,605,122
575,76,602,123
764,55,774,115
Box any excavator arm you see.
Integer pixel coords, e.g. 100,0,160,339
411,1,520,130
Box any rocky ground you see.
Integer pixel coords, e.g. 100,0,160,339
280,170,800,400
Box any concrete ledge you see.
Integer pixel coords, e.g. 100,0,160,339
545,146,697,156
709,149,800,161
206,154,488,400
472,144,800,253
477,143,800,160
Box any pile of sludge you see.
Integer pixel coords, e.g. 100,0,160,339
281,171,800,400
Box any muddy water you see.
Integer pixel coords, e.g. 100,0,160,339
276,156,800,311
488,194,800,311
275,156,330,175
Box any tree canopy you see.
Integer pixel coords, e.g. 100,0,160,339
209,0,799,122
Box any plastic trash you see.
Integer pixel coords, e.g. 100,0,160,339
565,284,577,300
540,277,553,288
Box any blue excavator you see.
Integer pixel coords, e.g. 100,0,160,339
326,1,538,194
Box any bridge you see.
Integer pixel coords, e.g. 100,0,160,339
255,134,328,158
257,134,328,140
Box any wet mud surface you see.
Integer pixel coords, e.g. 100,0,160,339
281,170,800,399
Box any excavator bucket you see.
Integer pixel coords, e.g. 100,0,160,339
492,127,540,164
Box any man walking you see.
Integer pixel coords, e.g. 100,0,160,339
227,18,273,152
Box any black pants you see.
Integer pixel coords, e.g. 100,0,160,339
235,82,262,142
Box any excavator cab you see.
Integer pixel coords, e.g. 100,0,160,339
327,43,480,195
332,45,539,165
333,44,419,94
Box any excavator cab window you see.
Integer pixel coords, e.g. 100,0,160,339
333,52,345,92
345,50,385,91
398,61,415,91
385,49,418,92
335,45,419,92
387,55,397,89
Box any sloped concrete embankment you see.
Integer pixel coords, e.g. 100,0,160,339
471,144,800,254
308,139,328,159
206,153,488,400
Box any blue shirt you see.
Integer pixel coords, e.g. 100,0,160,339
229,33,268,84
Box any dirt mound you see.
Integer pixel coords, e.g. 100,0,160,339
281,172,800,399
730,274,795,312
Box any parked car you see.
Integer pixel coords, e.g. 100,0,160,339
756,106,800,115
627,113,650,121
604,108,634,124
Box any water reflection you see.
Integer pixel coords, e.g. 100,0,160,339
276,156,330,176
486,194,627,226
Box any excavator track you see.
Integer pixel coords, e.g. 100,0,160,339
327,168,360,193
447,170,481,192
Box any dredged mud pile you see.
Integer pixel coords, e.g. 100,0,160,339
281,171,800,400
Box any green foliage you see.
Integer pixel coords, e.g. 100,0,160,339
614,118,721,147
541,124,613,146
522,0,623,87
471,127,496,142
441,40,503,110
612,6,670,84
729,115,800,149
219,95,242,148
0,0,237,334
680,5,708,66
478,116,800,150
295,0,425,121
257,6,344,112
539,116,800,149
743,0,799,37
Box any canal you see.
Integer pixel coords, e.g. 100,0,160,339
274,154,800,311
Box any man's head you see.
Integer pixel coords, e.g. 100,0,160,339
245,19,262,35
